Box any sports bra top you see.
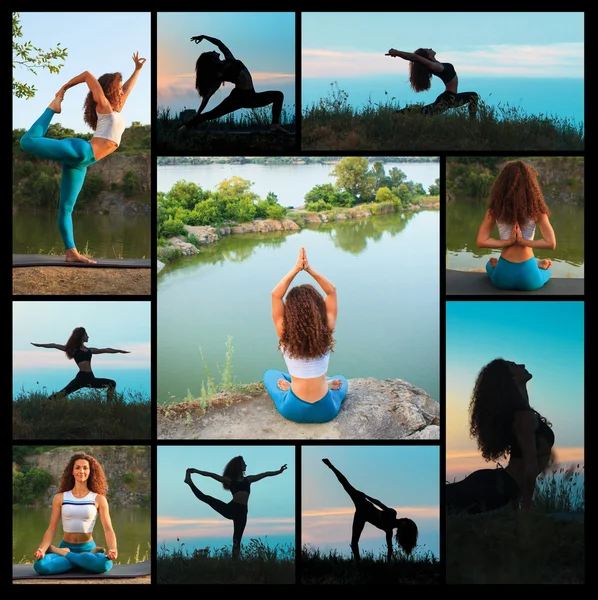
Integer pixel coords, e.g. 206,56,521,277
509,411,555,459
62,490,99,533
230,478,251,495
73,347,92,364
93,111,126,146
497,218,536,241
432,62,457,84
222,59,248,83
281,348,331,378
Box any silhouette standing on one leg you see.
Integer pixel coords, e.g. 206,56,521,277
184,456,287,559
322,458,418,562
178,35,290,134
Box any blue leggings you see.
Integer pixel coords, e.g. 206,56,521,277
33,540,113,575
19,107,98,250
486,256,551,291
263,369,348,423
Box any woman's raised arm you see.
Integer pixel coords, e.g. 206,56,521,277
191,35,235,60
303,250,338,332
120,51,146,108
31,342,66,351
246,464,287,483
59,71,110,111
386,48,443,73
271,250,304,338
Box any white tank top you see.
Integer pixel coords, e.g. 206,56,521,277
282,348,330,378
93,111,126,146
496,218,536,241
61,490,99,533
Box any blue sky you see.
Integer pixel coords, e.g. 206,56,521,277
157,12,296,117
12,11,151,133
446,301,584,480
302,12,584,80
158,445,295,551
302,446,439,558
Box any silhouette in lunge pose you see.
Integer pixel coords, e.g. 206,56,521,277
31,326,130,401
446,358,555,514
184,456,287,559
178,35,290,133
386,47,479,118
322,458,418,562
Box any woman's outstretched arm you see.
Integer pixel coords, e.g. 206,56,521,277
187,468,227,484
246,465,287,483
386,48,443,72
58,71,111,111
120,51,146,108
518,213,556,250
303,250,338,332
271,249,305,338
31,342,67,351
476,210,517,249
89,347,130,354
190,35,235,60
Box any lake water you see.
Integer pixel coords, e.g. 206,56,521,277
157,210,440,404
157,161,440,209
12,211,151,259
446,199,584,277
12,506,151,564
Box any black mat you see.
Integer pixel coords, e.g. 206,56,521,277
446,269,584,296
12,559,151,580
13,254,151,268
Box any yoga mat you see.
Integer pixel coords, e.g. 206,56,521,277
13,254,151,269
12,559,151,580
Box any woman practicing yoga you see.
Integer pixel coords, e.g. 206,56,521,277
322,458,418,561
184,456,287,559
19,52,146,263
476,160,556,291
386,47,479,118
178,35,290,133
33,452,117,575
446,358,555,515
263,247,348,424
31,326,130,401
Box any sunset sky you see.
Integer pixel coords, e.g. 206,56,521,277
157,12,296,118
302,446,439,559
446,301,584,482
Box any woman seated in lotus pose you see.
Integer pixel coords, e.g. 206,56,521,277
476,160,556,291
263,247,348,423
386,47,479,118
446,358,555,515
179,34,290,133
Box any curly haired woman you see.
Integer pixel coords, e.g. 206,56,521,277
386,47,479,118
446,358,555,515
263,247,348,423
32,452,118,575
19,52,146,263
476,160,556,291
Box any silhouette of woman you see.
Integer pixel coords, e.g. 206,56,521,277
322,458,418,562
178,35,290,133
263,247,348,423
31,326,130,401
19,52,146,263
446,358,555,514
476,160,556,291
184,456,287,559
386,47,479,118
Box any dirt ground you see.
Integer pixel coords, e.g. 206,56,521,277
12,267,151,296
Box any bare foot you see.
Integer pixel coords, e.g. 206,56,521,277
322,458,332,467
184,469,192,485
48,94,63,114
538,259,552,270
65,249,97,264
48,544,69,557
277,378,291,391
489,257,498,267
328,379,343,390
91,546,106,554
270,124,291,134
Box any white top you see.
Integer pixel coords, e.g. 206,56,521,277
282,348,330,378
61,490,99,533
497,218,536,241
93,111,126,146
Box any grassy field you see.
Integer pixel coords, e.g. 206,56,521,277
301,84,584,151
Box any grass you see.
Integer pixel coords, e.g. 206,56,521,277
302,83,584,151
301,544,441,584
13,388,152,440
446,464,584,584
156,538,295,584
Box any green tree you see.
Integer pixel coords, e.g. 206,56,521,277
12,12,69,99
375,186,398,204
428,179,440,196
166,180,205,211
330,157,374,202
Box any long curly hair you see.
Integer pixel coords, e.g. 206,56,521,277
278,284,335,359
469,358,551,462
58,452,108,495
64,327,87,360
222,456,245,491
409,48,434,92
394,518,418,555
487,160,551,225
83,72,123,130
195,52,225,97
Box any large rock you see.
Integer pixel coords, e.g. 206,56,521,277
157,378,439,440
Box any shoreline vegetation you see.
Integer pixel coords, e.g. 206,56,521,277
157,156,439,265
